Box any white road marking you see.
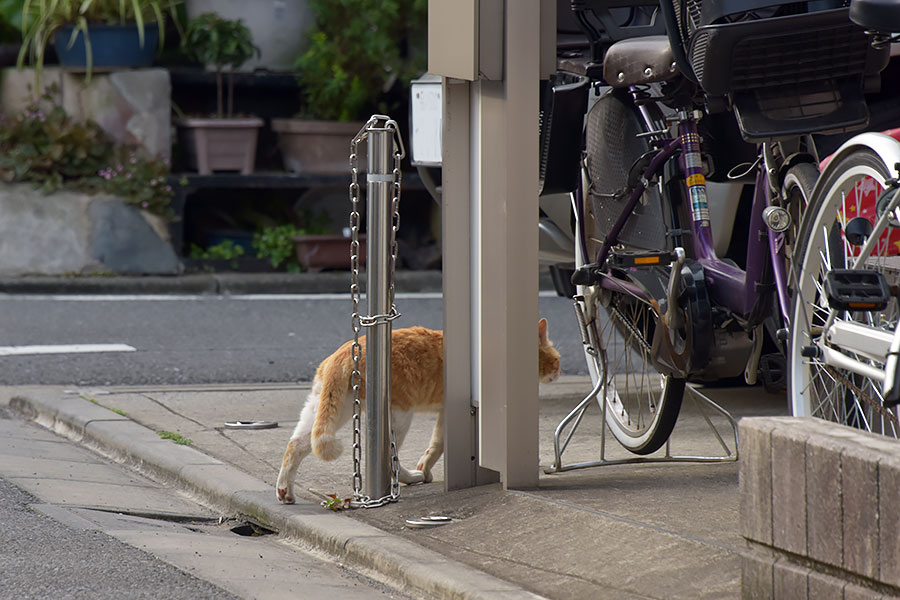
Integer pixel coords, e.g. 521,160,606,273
0,291,560,302
0,344,136,356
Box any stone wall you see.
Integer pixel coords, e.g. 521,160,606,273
740,417,900,599
0,67,171,160
0,183,179,275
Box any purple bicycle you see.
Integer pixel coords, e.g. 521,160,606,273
544,0,899,457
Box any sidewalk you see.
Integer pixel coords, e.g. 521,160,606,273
2,378,790,599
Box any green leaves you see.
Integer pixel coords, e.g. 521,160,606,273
182,13,258,117
182,13,257,70
16,0,181,83
157,430,192,445
0,89,175,218
252,224,306,272
295,0,425,122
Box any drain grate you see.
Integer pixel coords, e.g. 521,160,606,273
230,522,275,537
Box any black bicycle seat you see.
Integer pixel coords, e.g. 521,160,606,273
603,36,678,89
850,0,900,32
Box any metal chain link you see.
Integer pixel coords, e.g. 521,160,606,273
824,364,900,430
348,116,404,508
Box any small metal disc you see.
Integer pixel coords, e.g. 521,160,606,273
224,421,278,429
404,515,452,528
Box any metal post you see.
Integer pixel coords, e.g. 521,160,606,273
365,124,394,501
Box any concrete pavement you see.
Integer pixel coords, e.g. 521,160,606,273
1,378,790,599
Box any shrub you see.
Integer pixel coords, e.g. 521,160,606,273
0,89,175,217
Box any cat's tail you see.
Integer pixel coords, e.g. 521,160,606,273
309,350,352,461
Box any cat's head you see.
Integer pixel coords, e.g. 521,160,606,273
538,318,561,384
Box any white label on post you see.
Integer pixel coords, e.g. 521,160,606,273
410,80,443,166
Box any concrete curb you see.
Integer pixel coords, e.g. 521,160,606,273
8,390,546,600
0,271,445,295
0,270,559,296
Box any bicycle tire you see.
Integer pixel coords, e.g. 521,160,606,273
790,148,900,436
577,91,685,455
782,161,819,296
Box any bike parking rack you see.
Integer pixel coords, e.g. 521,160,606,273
545,376,738,473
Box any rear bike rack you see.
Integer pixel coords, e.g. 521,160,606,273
544,352,739,474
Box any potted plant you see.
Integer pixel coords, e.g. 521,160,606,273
292,231,366,273
183,0,313,72
253,210,362,273
271,0,426,174
176,12,262,174
16,0,180,82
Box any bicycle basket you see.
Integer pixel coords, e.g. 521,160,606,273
665,0,890,140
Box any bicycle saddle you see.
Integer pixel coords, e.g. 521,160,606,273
602,36,678,89
849,0,900,32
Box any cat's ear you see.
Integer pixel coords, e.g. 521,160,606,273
538,318,549,345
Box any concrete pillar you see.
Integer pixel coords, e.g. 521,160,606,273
436,0,547,490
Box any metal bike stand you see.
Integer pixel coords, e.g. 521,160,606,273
545,373,739,473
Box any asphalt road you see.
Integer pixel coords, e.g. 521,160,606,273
0,292,587,386
0,477,239,600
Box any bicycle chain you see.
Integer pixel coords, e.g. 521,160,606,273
824,364,900,429
609,298,653,355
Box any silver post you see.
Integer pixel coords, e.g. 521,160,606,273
365,124,394,501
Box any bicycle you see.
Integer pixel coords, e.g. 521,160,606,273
543,0,896,462
788,0,900,436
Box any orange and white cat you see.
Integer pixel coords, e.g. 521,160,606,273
276,318,561,504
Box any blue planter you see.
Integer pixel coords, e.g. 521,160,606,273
54,23,159,69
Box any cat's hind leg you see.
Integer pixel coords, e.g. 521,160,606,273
275,389,318,504
415,409,444,484
392,409,426,485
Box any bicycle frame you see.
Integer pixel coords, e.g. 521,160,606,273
591,104,791,329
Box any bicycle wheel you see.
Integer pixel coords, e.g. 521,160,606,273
790,148,900,436
577,90,685,454
579,285,687,454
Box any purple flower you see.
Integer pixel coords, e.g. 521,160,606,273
141,201,149,208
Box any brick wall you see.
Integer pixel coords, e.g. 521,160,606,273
740,417,900,599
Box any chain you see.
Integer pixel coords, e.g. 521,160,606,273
348,116,404,508
824,364,900,430
609,299,653,354
349,117,370,500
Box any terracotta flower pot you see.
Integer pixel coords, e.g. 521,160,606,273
176,117,263,175
292,234,365,273
272,118,365,174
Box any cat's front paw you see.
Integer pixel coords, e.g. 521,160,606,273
276,486,295,504
399,467,426,485
415,460,434,483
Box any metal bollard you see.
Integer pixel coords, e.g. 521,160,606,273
365,123,394,503
348,115,403,508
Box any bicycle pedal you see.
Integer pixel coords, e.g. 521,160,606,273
824,269,891,311
609,249,676,268
759,353,786,393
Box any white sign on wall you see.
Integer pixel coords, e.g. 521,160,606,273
410,75,443,167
